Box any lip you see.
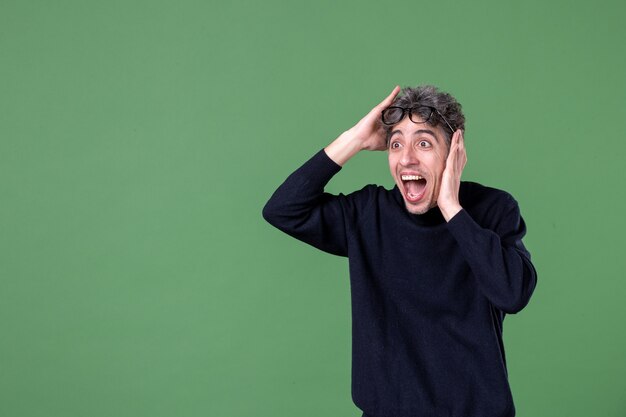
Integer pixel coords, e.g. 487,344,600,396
400,170,424,177
398,172,427,203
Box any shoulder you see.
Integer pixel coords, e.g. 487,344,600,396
337,184,396,219
343,183,391,199
459,181,520,228
343,184,391,206
460,181,517,208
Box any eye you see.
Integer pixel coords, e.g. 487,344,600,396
390,141,402,149
417,140,431,148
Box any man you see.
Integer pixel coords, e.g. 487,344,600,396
263,85,537,417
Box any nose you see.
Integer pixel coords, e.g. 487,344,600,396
400,144,420,166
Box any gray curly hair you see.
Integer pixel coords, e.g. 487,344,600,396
383,85,465,146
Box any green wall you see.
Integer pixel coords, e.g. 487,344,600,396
1,0,625,416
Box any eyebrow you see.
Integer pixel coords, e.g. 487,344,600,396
390,129,440,142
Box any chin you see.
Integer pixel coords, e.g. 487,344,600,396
404,200,432,215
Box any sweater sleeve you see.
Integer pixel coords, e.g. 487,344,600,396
446,197,537,314
262,149,351,257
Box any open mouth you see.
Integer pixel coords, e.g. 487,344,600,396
400,174,427,202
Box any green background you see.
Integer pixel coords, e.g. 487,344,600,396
1,0,624,416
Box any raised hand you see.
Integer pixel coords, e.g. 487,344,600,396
325,86,400,166
347,85,401,151
437,129,467,221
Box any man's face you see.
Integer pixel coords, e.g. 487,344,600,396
387,116,449,215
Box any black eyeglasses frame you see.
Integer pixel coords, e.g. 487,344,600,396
381,106,455,134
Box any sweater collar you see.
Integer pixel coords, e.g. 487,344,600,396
392,186,446,226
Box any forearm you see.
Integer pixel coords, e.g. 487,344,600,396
262,149,348,256
263,149,341,225
447,209,537,314
324,130,364,166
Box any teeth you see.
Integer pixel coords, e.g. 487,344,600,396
401,175,423,181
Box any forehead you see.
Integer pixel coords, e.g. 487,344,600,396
389,117,445,142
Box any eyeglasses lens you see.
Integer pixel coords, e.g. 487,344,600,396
382,107,405,125
409,107,433,124
382,106,433,125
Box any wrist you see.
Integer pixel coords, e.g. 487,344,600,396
439,201,462,222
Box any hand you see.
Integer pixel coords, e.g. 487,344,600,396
346,85,401,151
438,129,467,221
325,86,400,166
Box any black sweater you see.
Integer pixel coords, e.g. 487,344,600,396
262,150,537,417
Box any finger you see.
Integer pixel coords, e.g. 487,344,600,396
459,131,467,166
376,85,401,109
459,130,465,155
457,146,467,173
453,129,461,144
455,141,466,175
455,130,464,149
447,130,460,161
457,149,466,172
